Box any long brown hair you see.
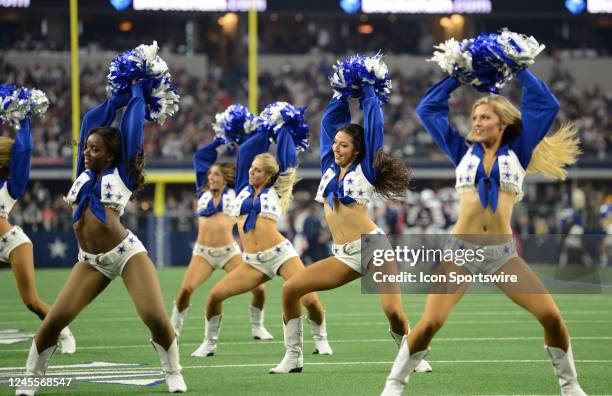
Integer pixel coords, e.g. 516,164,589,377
337,124,412,200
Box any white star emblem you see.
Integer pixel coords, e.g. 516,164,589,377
48,238,68,259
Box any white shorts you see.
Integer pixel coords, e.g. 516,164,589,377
78,231,147,280
243,239,298,279
332,228,386,275
192,242,241,269
445,235,518,275
0,226,32,263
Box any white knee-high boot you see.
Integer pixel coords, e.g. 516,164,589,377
307,317,333,355
170,302,191,337
269,317,303,374
15,340,56,396
59,327,76,354
250,306,274,340
191,314,222,357
381,336,430,396
389,330,432,373
545,344,587,396
151,338,187,393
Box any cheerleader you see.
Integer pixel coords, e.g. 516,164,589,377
0,118,75,354
274,56,432,374
192,111,332,367
171,135,273,341
16,83,186,395
0,84,76,356
381,68,585,395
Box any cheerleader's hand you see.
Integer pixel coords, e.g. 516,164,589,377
212,136,226,146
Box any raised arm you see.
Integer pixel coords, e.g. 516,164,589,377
6,118,33,199
235,129,272,192
320,98,350,171
118,83,145,189
361,84,385,183
415,77,467,166
275,125,298,172
510,69,561,168
77,94,129,176
194,137,225,192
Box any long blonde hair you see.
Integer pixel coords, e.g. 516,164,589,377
255,153,299,213
0,137,14,178
468,95,581,180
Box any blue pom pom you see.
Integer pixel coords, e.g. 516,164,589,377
460,32,514,93
212,104,259,145
429,30,545,93
260,102,310,152
330,52,392,104
106,41,180,125
0,83,49,129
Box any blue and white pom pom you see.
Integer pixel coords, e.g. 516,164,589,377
428,30,545,93
106,41,180,125
0,83,49,129
212,104,259,145
259,102,309,152
330,52,392,104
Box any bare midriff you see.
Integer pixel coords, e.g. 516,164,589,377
324,198,378,244
237,216,285,253
196,213,235,247
74,205,128,254
452,190,515,237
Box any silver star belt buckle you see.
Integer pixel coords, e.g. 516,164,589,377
96,251,120,266
207,247,227,257
256,248,281,262
342,240,361,255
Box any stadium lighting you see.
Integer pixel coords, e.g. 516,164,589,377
565,0,586,14
588,0,612,12
361,0,491,14
0,0,30,7
218,12,239,36
132,0,266,11
110,0,132,11
118,20,133,31
450,13,464,25
340,0,361,14
439,17,451,28
357,23,374,34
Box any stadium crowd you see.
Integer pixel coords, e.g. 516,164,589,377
0,57,610,165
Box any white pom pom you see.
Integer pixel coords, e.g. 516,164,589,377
428,38,471,74
498,29,545,66
364,57,388,80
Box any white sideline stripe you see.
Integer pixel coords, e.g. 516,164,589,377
185,359,612,369
1,336,611,354
177,319,612,329
1,368,161,375
0,362,145,371
2,359,611,375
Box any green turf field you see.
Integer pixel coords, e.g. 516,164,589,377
1,267,611,395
